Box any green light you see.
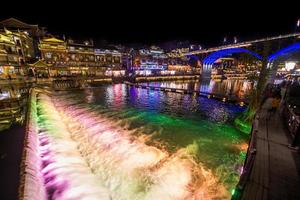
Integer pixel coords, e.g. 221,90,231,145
231,188,236,196
240,151,247,160
234,117,251,134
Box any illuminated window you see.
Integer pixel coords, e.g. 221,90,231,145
106,56,112,62
0,56,6,61
45,52,52,59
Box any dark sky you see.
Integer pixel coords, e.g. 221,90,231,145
1,1,299,47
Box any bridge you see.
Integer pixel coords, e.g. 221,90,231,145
180,33,300,80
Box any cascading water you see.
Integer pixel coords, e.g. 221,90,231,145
23,85,248,200
52,97,227,200
35,94,111,200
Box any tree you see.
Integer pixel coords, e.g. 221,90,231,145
235,42,271,134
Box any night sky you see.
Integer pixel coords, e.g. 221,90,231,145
1,1,299,47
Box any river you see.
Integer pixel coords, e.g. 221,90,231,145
29,80,250,199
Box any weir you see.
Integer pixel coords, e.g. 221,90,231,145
21,88,242,200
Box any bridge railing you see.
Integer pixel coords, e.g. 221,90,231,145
184,32,300,56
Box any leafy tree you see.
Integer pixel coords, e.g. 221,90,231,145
235,42,271,134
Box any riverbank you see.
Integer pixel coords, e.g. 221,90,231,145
0,125,26,200
233,98,300,199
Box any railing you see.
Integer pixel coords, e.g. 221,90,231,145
282,102,300,144
184,32,300,56
125,82,248,104
134,74,201,83
232,113,259,200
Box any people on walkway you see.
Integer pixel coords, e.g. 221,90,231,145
270,95,281,113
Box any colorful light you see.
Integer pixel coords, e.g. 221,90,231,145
23,90,234,200
268,42,300,62
203,48,262,66
231,188,236,196
285,62,296,71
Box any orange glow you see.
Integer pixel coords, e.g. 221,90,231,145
168,65,192,71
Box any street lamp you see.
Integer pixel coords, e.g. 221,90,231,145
234,37,237,44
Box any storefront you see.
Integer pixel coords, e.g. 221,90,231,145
0,65,17,79
28,60,51,78
167,65,192,71
112,70,125,77
134,70,152,76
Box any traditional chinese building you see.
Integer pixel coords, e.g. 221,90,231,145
94,48,124,77
0,18,46,59
28,59,52,78
38,37,124,77
0,28,34,78
0,18,47,79
131,46,168,76
131,46,194,77
0,32,19,79
38,37,69,76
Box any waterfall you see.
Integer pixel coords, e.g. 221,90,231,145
22,89,229,200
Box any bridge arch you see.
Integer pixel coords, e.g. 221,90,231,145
203,48,262,65
201,48,262,78
267,42,300,82
268,42,300,63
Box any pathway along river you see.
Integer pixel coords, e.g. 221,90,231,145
29,81,250,200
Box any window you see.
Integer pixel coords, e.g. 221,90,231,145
113,56,120,63
0,56,6,61
45,52,52,59
106,56,112,62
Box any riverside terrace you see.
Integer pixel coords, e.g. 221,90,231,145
232,82,300,199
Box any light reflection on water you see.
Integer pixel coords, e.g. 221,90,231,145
141,80,253,99
71,83,248,187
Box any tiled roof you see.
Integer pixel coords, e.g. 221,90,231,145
0,18,38,29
